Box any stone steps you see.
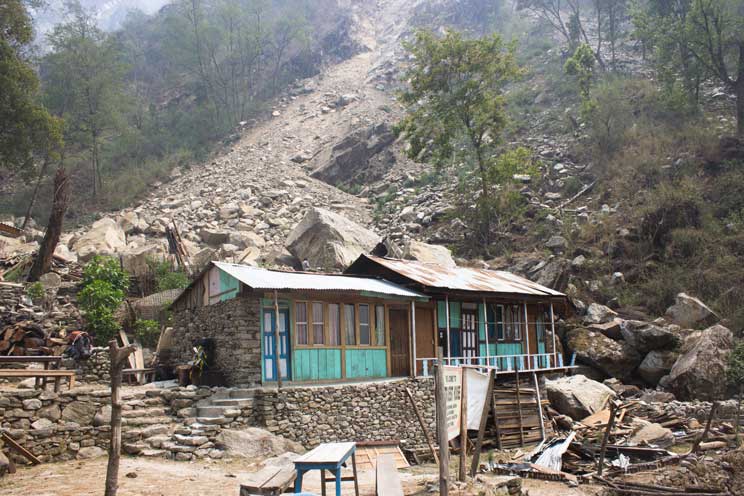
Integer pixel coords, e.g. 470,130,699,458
211,398,253,407
122,407,168,418
195,405,241,418
122,415,175,427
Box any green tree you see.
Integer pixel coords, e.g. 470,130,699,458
565,43,597,100
635,0,744,136
0,0,63,183
43,1,129,197
78,256,129,342
398,30,523,251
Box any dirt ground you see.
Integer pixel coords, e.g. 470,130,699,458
0,456,603,496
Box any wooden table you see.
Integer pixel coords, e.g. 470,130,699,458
294,442,359,496
0,356,64,389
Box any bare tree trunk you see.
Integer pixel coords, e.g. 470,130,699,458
736,79,744,138
28,167,68,282
22,159,50,230
104,339,137,496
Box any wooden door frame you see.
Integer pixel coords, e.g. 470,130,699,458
388,306,411,377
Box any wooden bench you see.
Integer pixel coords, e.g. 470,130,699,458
122,368,155,384
0,369,76,391
239,466,297,495
0,356,64,389
376,454,404,496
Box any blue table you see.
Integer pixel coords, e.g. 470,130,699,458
294,442,359,496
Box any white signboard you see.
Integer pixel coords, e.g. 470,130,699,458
465,368,490,430
443,366,463,441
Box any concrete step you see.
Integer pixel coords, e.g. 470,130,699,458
228,389,255,399
196,405,240,418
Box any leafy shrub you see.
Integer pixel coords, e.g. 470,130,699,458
134,319,161,349
78,257,128,343
26,282,45,302
147,258,190,291
640,180,703,247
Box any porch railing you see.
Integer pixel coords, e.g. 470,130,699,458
415,353,565,377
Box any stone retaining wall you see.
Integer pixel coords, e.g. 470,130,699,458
167,295,262,386
255,377,435,448
76,347,111,384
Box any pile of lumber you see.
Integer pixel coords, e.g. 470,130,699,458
0,320,66,356
487,377,551,449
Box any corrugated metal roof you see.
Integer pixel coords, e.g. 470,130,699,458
213,261,427,299
359,255,566,297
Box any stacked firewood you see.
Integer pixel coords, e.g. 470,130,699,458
0,320,67,356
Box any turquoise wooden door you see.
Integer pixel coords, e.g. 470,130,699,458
263,308,291,381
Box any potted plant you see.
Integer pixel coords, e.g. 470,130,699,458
189,345,207,385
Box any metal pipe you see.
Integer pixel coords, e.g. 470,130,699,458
550,302,557,369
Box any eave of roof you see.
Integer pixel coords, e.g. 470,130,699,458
352,254,566,299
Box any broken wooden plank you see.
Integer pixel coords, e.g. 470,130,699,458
1,432,41,465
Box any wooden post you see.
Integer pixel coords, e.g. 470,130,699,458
597,400,620,476
458,368,468,482
532,372,546,441
105,339,137,496
445,296,451,362
435,350,449,496
273,290,282,388
482,299,489,366
692,402,719,454
405,388,438,464
411,301,417,377
470,369,495,477
515,370,525,446
523,303,530,369
549,303,557,368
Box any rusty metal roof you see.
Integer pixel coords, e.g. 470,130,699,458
214,261,428,300
0,222,23,238
358,255,565,298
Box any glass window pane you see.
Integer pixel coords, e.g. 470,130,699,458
312,302,324,345
359,304,370,345
328,304,340,345
375,305,385,346
496,305,504,340
344,304,356,345
295,302,307,345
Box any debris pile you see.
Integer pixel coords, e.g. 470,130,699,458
478,374,741,495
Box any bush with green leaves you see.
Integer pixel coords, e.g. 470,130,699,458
147,258,190,292
134,319,161,349
26,282,45,302
78,256,128,343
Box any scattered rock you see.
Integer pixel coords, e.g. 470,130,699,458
583,303,619,325
567,328,641,380
628,419,675,448
401,240,456,268
77,446,107,459
214,427,305,460
620,321,681,354
72,217,126,262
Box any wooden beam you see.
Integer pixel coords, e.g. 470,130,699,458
532,371,546,441
597,400,620,476
1,432,40,465
515,370,525,447
435,351,449,496
273,290,282,388
405,388,438,465
470,369,495,477
458,368,468,482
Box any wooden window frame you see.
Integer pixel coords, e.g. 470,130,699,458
358,303,371,346
374,304,386,346
311,301,325,346
295,301,309,346
327,303,341,346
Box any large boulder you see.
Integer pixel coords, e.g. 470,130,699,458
664,293,718,329
545,375,615,420
199,228,231,246
72,217,126,262
567,328,642,380
285,207,380,270
661,324,733,400
215,428,305,460
588,318,624,340
620,320,681,354
638,350,678,385
583,303,618,325
401,240,456,268
310,123,395,186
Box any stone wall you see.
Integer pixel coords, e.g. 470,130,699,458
76,347,111,384
167,295,262,386
255,377,435,448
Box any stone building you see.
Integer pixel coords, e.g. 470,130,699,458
167,255,571,387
